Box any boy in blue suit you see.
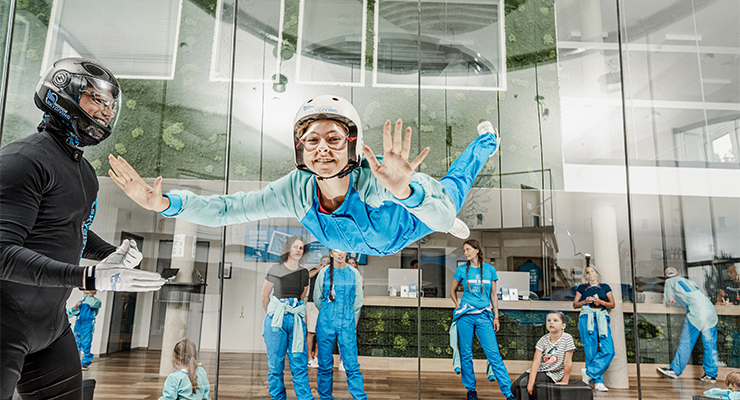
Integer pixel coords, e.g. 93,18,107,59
67,290,102,370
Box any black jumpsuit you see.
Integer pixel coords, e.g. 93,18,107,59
0,122,115,400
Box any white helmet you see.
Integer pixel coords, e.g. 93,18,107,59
293,95,363,179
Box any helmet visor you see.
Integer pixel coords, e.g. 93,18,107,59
78,76,122,130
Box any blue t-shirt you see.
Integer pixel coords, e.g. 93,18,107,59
453,262,498,309
576,283,612,310
518,261,542,292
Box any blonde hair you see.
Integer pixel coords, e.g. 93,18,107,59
726,371,740,390
584,264,600,284
172,339,199,394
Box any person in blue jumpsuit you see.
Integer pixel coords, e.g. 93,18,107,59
108,95,500,256
572,262,615,392
66,290,102,370
657,267,719,383
449,239,515,400
313,249,365,400
260,236,313,400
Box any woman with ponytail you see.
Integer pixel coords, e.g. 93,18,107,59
159,339,211,400
314,249,366,399
449,240,515,400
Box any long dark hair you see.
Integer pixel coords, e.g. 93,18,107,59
280,236,309,264
172,339,199,394
463,239,484,294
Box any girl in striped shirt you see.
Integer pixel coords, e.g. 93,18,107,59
511,311,575,400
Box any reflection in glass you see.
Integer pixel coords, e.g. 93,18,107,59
374,0,505,90
297,0,366,85
42,0,183,79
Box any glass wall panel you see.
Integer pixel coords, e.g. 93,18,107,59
1,0,231,398
622,0,740,398
4,0,740,398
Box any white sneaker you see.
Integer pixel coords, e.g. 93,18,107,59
594,382,608,392
476,121,499,157
338,361,345,371
657,366,679,379
308,358,318,368
581,367,590,385
445,218,470,239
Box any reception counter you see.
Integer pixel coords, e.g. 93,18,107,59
363,295,740,315
357,296,740,368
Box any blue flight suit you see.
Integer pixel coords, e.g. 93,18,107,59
453,263,514,398
160,133,497,256
263,297,313,400
664,276,718,377
66,295,101,364
314,265,365,400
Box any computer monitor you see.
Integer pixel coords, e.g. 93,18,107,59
388,268,422,291
495,271,530,297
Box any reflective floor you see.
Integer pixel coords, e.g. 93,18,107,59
82,350,725,399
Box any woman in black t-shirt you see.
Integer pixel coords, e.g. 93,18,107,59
260,236,312,400
573,264,615,392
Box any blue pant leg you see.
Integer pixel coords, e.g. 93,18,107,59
578,315,597,379
670,319,701,376
263,315,289,400
285,317,314,400
73,325,83,359
701,325,719,378
317,323,337,400
588,317,615,383
439,133,497,212
474,313,513,398
338,322,367,400
79,323,94,364
456,314,478,391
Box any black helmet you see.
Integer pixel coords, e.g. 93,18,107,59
34,57,121,146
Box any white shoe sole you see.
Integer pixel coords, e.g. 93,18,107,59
476,121,499,157
445,218,470,239
594,383,608,392
657,367,678,379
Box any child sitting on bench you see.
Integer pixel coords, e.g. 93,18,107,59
511,311,575,400
704,371,740,399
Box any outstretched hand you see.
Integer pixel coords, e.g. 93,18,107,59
362,119,430,199
108,154,170,212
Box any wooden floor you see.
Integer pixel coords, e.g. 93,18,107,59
84,350,722,399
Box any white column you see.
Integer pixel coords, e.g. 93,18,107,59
159,219,198,376
592,198,629,388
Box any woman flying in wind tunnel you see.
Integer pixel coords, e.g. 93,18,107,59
108,95,499,256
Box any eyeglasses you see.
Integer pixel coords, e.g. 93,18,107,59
297,132,355,152
80,90,118,111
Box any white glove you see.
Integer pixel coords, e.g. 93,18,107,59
101,239,143,268
87,239,164,292
90,264,165,292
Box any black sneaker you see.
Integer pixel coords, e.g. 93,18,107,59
467,389,478,400
700,374,717,383
657,366,678,379
81,363,90,371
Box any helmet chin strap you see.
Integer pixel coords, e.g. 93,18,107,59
315,165,354,181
